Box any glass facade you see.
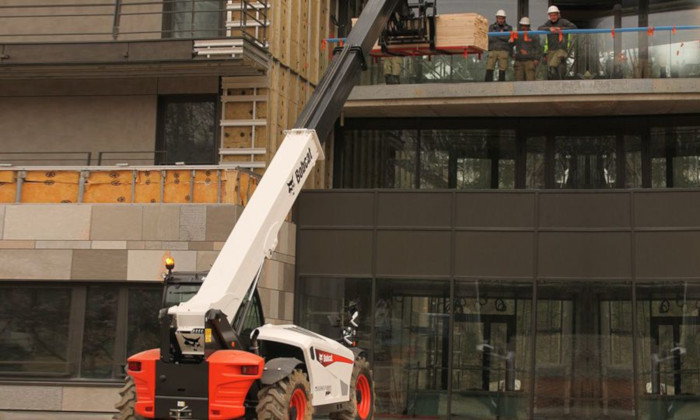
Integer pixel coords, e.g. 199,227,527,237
0,283,161,380
336,118,699,190
297,278,700,419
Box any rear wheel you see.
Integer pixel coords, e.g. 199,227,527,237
257,369,314,420
330,356,375,420
113,376,145,420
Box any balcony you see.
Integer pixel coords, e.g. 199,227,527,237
0,0,269,77
345,27,700,118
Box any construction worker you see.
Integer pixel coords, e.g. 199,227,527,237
513,17,541,81
383,56,402,84
538,5,576,80
485,9,513,82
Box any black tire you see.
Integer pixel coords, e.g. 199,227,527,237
330,356,375,420
257,369,314,420
113,376,145,420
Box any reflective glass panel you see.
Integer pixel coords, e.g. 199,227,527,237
554,136,617,189
451,280,532,419
636,282,700,419
341,130,418,188
160,97,217,165
375,279,450,417
126,287,161,360
534,282,634,419
296,277,372,351
81,286,119,378
0,286,71,376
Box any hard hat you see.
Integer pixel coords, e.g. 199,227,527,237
519,17,531,25
547,6,560,14
496,9,506,17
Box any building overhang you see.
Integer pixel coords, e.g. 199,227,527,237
344,79,700,118
0,38,268,79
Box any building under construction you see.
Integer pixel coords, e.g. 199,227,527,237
0,0,699,419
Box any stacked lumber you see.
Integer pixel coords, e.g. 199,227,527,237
363,13,489,57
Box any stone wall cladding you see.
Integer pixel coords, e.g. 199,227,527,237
0,204,296,323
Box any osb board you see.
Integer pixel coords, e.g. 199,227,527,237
21,171,80,203
134,170,162,203
84,171,133,203
223,126,252,149
163,170,192,203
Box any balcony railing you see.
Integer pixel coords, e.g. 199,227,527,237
0,0,268,47
357,26,700,84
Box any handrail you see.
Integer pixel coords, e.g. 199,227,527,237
0,151,92,165
0,0,269,46
326,25,700,43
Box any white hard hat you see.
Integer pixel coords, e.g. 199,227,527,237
547,5,560,14
496,9,506,17
519,17,531,25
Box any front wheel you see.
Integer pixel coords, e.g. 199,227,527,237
113,376,145,420
330,356,375,420
257,369,314,420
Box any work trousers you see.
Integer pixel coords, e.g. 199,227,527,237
514,60,537,81
546,49,568,68
486,50,510,71
382,57,402,76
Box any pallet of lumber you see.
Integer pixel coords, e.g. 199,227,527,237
354,13,488,57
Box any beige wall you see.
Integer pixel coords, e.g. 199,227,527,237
0,76,219,166
0,0,163,43
0,95,157,164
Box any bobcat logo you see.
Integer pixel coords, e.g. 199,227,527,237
287,178,295,194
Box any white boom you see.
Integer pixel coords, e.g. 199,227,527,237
169,129,323,340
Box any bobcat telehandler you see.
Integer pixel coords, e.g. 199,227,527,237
114,0,438,418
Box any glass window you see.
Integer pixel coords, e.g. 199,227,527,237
165,0,222,39
81,286,119,378
534,281,634,419
636,282,700,419
341,130,418,188
526,137,546,189
0,286,72,376
651,126,700,188
297,277,372,351
451,280,532,419
126,287,162,361
374,279,450,417
625,135,643,188
158,96,217,165
554,136,617,189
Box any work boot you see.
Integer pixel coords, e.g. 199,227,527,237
484,69,494,82
385,75,396,85
547,67,558,80
498,71,506,82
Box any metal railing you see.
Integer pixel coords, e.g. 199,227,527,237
0,0,268,46
0,150,222,167
356,25,700,84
